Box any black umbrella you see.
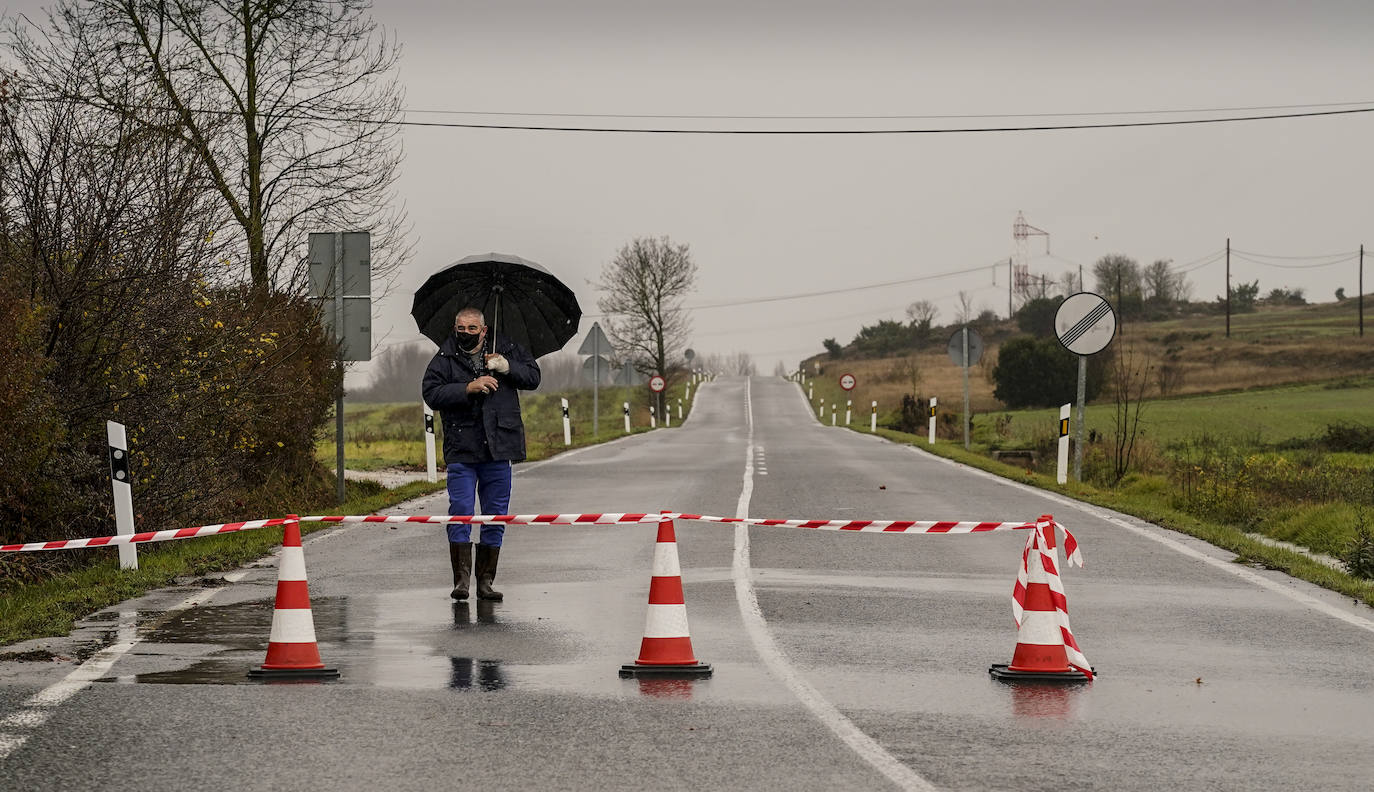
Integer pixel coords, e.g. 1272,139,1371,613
411,252,582,358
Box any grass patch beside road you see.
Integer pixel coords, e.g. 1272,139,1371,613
323,381,701,471
866,424,1374,610
0,478,443,647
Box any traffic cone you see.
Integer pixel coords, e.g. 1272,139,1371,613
619,515,712,679
990,516,1092,683
248,515,340,680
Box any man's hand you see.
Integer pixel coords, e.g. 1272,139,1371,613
484,353,510,373
466,375,500,395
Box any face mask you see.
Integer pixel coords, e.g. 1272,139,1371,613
454,331,482,352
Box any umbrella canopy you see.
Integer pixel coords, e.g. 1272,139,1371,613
411,253,581,358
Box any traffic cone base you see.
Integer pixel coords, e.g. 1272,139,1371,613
619,661,712,679
988,664,1093,683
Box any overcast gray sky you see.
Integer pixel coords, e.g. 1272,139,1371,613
8,1,1374,383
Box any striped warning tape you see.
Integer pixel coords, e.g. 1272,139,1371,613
0,517,295,552
0,513,1055,551
300,513,1044,534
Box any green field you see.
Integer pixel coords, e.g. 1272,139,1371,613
979,376,1374,448
321,380,702,471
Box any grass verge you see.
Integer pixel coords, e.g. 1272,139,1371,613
0,479,445,647
869,424,1374,609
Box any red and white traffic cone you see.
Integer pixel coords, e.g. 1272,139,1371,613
619,514,711,678
990,515,1092,683
249,515,339,680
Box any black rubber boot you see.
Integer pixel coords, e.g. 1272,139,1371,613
449,542,472,601
475,544,504,601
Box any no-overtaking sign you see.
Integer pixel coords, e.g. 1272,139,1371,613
1055,292,1117,355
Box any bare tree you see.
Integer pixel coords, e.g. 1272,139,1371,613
1143,259,1190,304
1093,254,1143,315
905,299,938,327
1107,342,1151,484
10,0,409,293
350,342,433,402
597,236,697,381
955,290,975,324
1059,268,1081,296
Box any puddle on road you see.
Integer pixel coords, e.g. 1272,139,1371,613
996,680,1090,720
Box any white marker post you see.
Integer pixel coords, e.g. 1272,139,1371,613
623,401,631,433
808,383,813,400
106,421,138,570
423,403,437,483
818,397,825,420
870,401,877,432
650,406,656,428
845,399,852,426
830,404,836,426
561,398,571,446
685,383,691,403
928,397,937,445
677,398,683,420
1057,403,1071,484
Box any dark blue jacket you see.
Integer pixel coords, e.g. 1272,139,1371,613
422,334,541,463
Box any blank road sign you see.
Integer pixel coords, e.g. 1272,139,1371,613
946,328,984,367
1055,292,1117,355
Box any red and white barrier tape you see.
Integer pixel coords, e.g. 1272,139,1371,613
300,513,1044,534
0,517,295,553
1,512,1061,552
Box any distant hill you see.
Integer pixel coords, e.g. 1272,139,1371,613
799,296,1373,413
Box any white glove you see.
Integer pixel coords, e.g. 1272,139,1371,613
485,353,510,374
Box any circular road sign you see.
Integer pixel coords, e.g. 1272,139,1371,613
648,374,666,393
839,373,857,391
1055,292,1117,355
946,327,984,368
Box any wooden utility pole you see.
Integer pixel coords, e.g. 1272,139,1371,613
1225,238,1231,338
1361,243,1365,337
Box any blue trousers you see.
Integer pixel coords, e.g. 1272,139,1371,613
445,460,512,546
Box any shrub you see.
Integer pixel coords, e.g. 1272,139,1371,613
1342,511,1374,579
991,336,1106,408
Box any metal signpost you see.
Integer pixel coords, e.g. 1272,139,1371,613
1054,292,1117,482
309,231,371,504
947,327,984,450
578,322,613,438
649,374,666,429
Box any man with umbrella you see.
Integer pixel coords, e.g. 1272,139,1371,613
422,307,541,601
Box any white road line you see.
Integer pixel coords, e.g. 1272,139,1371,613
732,377,937,792
0,579,246,762
904,446,1374,634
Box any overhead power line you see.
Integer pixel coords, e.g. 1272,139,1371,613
388,105,1374,134
20,94,1374,134
405,99,1374,122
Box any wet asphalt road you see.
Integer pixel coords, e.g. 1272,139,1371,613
3,375,1374,791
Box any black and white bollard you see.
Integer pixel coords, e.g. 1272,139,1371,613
677,398,683,420
623,401,631,433
845,399,852,425
870,401,877,432
423,404,438,483
561,398,571,446
928,396,938,445
650,406,656,429
1057,403,1071,484
106,421,138,570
